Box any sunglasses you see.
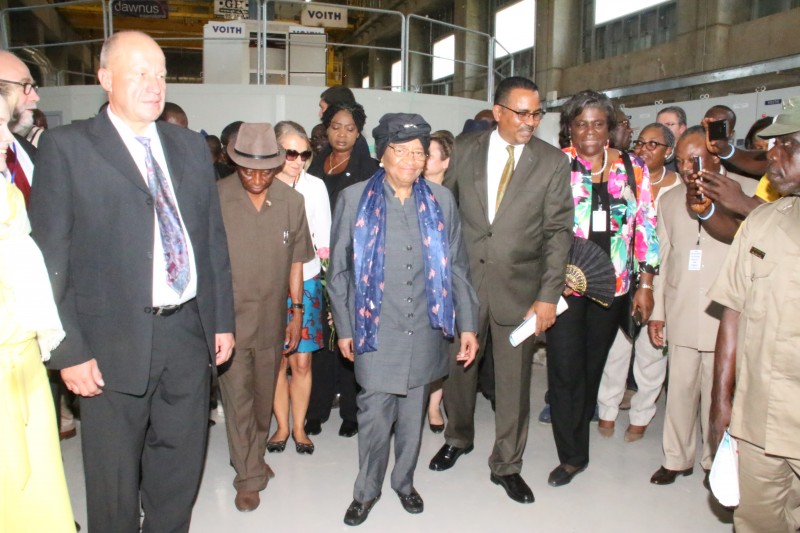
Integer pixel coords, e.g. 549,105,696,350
285,149,312,162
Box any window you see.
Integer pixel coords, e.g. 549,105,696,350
494,0,536,59
595,0,671,25
585,0,676,61
432,34,455,81
391,60,401,92
362,76,369,88
751,0,800,19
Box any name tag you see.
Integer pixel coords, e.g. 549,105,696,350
688,249,702,271
749,246,766,259
592,210,607,232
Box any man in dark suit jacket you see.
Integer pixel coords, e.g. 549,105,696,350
431,77,573,504
29,31,235,533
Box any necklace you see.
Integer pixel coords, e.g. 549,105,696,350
326,153,351,174
650,166,666,185
591,149,608,177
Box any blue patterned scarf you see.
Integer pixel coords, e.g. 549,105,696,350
353,168,455,354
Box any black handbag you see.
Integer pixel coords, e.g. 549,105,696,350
618,152,642,340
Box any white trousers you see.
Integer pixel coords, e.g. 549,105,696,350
597,327,668,425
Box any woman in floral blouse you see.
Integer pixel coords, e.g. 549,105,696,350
545,90,659,488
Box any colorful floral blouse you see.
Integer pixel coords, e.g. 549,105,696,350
564,146,659,296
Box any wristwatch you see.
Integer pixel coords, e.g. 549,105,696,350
291,302,305,311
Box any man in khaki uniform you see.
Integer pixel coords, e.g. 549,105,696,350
708,108,800,532
647,127,757,487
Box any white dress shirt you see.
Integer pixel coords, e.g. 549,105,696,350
107,108,198,306
293,170,332,280
486,129,524,224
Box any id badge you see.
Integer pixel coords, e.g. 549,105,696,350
592,210,607,232
688,249,702,271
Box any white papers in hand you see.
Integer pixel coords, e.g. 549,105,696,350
508,296,569,347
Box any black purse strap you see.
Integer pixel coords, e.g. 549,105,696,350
621,151,637,276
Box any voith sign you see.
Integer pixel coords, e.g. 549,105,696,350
301,6,347,29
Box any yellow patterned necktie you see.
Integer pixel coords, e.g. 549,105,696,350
495,144,515,212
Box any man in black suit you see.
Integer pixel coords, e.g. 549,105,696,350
29,31,235,533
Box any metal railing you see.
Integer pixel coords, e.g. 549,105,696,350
1,0,512,101
404,14,514,103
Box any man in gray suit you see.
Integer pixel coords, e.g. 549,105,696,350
432,76,573,504
30,31,235,533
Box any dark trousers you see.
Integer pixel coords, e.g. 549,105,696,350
80,301,210,533
306,309,358,424
353,384,428,502
546,295,625,467
443,302,536,475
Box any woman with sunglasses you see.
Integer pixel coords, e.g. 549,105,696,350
597,122,679,442
267,121,331,454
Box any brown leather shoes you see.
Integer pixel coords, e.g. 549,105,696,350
234,490,260,512
650,466,693,485
597,419,614,438
624,424,647,442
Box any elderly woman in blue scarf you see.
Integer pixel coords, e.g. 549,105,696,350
329,113,479,526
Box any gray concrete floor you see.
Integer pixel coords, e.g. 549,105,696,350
61,354,734,532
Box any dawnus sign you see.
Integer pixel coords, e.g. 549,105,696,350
113,0,167,19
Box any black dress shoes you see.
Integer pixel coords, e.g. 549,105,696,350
490,473,534,503
547,463,588,487
339,420,359,438
429,443,474,471
304,419,322,436
292,434,314,455
396,488,424,514
343,493,381,526
650,466,693,485
266,438,287,453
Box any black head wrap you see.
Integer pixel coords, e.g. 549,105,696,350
372,113,431,159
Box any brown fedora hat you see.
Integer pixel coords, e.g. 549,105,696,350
227,122,286,170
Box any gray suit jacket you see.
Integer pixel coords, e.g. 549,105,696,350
444,130,573,325
328,179,479,395
651,172,757,351
29,112,235,395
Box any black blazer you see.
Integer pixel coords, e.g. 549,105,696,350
29,112,235,395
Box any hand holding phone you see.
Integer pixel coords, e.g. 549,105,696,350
633,308,644,327
707,119,728,141
693,156,704,200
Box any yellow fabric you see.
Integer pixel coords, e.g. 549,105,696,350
755,175,780,202
495,144,515,212
0,182,74,532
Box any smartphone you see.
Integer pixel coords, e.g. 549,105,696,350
633,308,644,327
693,156,704,200
708,120,728,141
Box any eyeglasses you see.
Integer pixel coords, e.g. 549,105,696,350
633,139,670,151
386,144,427,161
285,149,312,162
496,104,546,121
0,79,38,95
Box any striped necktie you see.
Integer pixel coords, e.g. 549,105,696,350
495,144,515,212
6,145,31,206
